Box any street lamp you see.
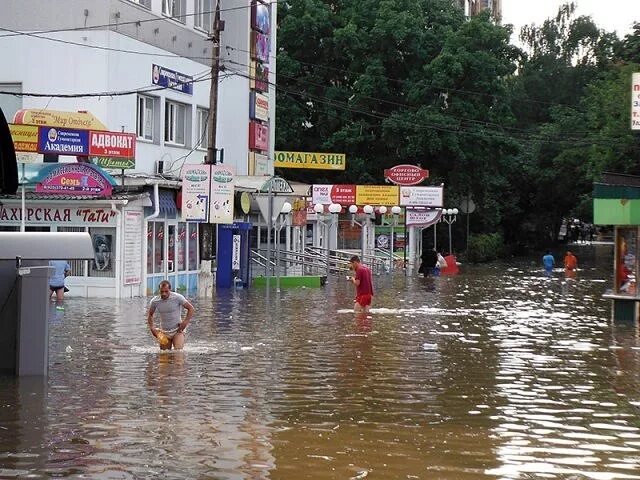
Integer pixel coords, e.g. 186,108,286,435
441,208,459,255
275,201,292,292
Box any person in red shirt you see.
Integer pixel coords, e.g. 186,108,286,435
347,255,374,313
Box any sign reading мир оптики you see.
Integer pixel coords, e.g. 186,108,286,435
274,151,346,170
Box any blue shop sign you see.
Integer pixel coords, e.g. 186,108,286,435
152,64,193,95
37,127,89,155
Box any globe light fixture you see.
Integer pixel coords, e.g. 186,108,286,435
348,204,358,214
313,203,325,214
281,202,292,214
328,203,342,214
363,204,374,215
391,205,402,215
378,206,388,215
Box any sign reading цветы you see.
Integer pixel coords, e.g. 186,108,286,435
275,151,346,170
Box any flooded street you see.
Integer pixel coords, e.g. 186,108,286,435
3,245,640,479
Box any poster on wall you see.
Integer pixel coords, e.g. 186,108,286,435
181,165,211,222
92,233,112,272
123,211,143,285
249,121,269,151
250,61,269,92
249,92,269,122
209,165,235,224
251,0,270,34
251,32,270,63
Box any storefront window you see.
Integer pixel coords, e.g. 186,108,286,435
188,223,198,271
616,228,638,295
89,227,115,278
177,223,187,271
57,226,87,277
154,222,164,274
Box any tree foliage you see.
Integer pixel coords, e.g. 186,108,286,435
275,0,640,251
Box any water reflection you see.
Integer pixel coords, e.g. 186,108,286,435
4,245,640,478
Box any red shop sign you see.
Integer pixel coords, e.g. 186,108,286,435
384,164,429,186
89,131,136,158
330,184,356,205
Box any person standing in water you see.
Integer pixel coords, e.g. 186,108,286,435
542,250,555,276
347,255,374,313
49,259,71,304
147,280,195,350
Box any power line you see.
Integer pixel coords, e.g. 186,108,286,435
0,70,212,98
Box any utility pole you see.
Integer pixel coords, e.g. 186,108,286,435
198,0,224,296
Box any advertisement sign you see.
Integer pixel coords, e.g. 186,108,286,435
9,124,38,152
181,165,211,222
152,64,193,95
356,185,399,206
232,234,242,270
384,164,429,185
312,184,356,205
406,208,442,227
250,61,269,92
249,121,269,151
633,73,640,130
251,0,271,34
209,165,235,224
399,186,443,207
274,151,346,170
13,109,107,130
123,211,143,285
91,156,136,169
248,152,269,175
292,197,308,226
0,204,118,225
89,131,136,158
250,92,269,122
38,127,89,155
35,163,113,196
251,32,270,63
15,153,43,164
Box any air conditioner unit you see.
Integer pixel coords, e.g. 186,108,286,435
155,160,165,175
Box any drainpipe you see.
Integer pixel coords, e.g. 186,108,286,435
143,183,160,297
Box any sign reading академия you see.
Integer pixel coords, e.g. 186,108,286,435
399,186,443,207
275,151,346,170
38,127,89,155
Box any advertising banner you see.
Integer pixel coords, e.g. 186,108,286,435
248,152,269,175
355,185,399,206
0,204,118,225
406,208,442,227
89,131,136,158
274,151,346,170
633,72,640,130
35,163,113,196
123,211,143,285
181,165,211,222
251,0,271,34
250,92,269,122
399,186,443,207
251,32,270,63
152,64,193,95
209,165,235,224
38,127,89,155
91,156,136,169
384,164,429,185
9,124,38,152
312,184,356,205
13,109,107,130
250,61,269,92
249,121,269,151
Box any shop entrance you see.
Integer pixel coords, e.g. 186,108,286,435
146,220,199,296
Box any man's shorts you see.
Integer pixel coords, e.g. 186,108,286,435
355,294,373,307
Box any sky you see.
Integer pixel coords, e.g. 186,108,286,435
502,0,640,44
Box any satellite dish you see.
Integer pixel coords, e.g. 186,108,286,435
459,196,476,214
